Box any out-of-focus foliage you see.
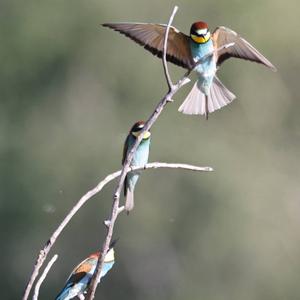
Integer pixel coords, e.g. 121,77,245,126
1,0,300,299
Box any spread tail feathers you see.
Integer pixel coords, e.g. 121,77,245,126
178,77,236,117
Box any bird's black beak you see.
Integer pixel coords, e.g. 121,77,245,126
109,238,119,249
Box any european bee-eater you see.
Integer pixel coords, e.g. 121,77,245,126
122,121,151,212
103,21,276,118
55,242,116,300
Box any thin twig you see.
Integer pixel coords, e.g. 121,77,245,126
183,42,236,78
113,6,188,203
163,5,178,90
22,162,212,300
23,6,225,299
85,163,212,300
32,254,58,300
110,14,233,205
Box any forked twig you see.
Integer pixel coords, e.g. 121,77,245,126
32,254,58,300
85,6,182,299
23,5,220,299
85,5,225,299
85,162,212,299
22,163,212,300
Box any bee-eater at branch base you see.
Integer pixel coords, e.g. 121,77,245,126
55,241,116,300
122,121,151,212
103,21,276,119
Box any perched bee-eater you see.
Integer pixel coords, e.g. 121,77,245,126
55,242,116,300
122,121,151,212
103,21,276,118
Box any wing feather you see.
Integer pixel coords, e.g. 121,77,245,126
103,22,194,69
122,134,130,165
65,257,96,285
211,26,276,71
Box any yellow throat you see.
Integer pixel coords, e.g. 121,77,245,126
191,32,210,44
132,131,151,139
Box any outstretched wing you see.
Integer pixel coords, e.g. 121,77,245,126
103,22,195,70
211,26,276,71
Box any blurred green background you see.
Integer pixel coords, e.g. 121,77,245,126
1,0,300,299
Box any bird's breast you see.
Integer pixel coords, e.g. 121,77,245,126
190,40,216,77
131,139,150,167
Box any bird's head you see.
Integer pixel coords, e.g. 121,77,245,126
88,252,100,259
130,120,151,140
88,247,115,263
190,21,211,44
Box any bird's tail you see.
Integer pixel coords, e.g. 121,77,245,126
55,284,74,300
124,177,134,213
178,76,236,118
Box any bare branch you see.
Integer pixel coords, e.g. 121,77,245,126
22,162,212,300
85,7,184,299
86,6,218,298
85,161,213,300
23,7,222,300
109,17,232,206
113,7,190,204
162,6,178,90
32,254,58,300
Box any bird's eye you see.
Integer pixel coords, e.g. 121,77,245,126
132,124,144,132
196,29,208,36
131,130,141,137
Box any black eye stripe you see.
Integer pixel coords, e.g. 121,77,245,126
134,126,143,131
192,29,209,36
131,125,144,132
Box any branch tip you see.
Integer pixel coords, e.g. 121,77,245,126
162,5,178,89
32,254,58,300
23,6,217,300
23,162,212,300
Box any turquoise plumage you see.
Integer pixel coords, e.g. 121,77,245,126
190,38,216,95
122,121,151,212
103,21,276,118
55,246,115,300
178,22,235,118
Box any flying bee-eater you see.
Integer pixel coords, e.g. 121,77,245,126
103,21,276,118
122,121,151,212
55,241,116,300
